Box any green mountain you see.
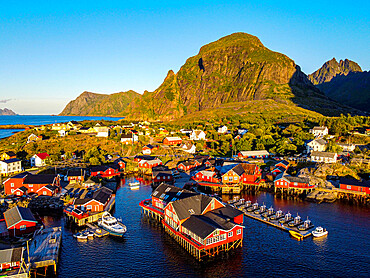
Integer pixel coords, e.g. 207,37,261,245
126,33,355,121
308,58,370,113
59,91,140,116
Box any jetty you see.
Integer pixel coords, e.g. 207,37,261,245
29,226,62,276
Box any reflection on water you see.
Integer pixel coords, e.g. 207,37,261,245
41,180,369,278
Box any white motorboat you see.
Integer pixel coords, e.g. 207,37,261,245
73,232,88,240
129,181,140,186
312,226,328,238
98,212,127,237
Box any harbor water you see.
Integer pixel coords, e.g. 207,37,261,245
45,178,369,278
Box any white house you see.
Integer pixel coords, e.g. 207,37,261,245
180,129,193,135
217,126,228,133
181,143,196,154
190,130,206,141
58,129,67,137
310,151,337,163
306,139,327,153
0,158,22,176
238,150,270,159
337,143,355,152
30,153,50,167
310,126,329,137
96,127,110,138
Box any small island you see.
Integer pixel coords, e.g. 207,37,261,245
0,108,17,116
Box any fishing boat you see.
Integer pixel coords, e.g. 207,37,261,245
298,218,314,231
254,204,266,215
85,230,95,239
279,212,293,224
98,212,127,237
289,230,303,241
270,209,284,220
288,215,303,227
247,202,259,212
73,232,88,240
228,196,240,205
312,226,328,238
244,200,252,208
262,206,275,217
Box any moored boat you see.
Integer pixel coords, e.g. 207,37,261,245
244,200,252,208
312,226,328,238
254,204,266,215
279,212,293,224
288,215,303,227
289,230,303,241
94,228,109,238
73,232,88,240
247,202,259,212
262,206,275,217
98,211,127,237
270,209,284,220
129,181,140,186
298,218,314,231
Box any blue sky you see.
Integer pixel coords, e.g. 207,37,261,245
0,1,369,114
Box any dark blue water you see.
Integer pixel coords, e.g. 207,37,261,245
0,115,123,139
47,178,369,278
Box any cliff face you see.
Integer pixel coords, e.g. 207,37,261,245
126,32,332,120
308,58,369,112
60,90,140,116
0,108,17,115
308,58,362,85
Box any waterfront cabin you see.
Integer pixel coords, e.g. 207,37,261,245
90,164,120,178
4,206,38,236
152,170,173,183
339,177,370,194
0,158,22,176
73,186,113,212
274,173,313,189
138,158,163,169
221,164,244,184
310,151,338,163
30,153,49,167
177,161,197,172
240,164,261,184
0,247,25,273
163,137,182,145
238,150,270,159
194,170,220,183
0,151,16,161
151,183,196,210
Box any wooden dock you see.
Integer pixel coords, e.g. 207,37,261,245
29,226,62,276
241,208,313,239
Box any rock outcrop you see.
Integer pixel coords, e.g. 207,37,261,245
0,108,17,115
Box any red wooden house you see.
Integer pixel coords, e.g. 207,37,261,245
3,172,60,196
274,174,313,189
0,247,25,273
138,158,162,169
142,144,158,155
275,160,289,170
4,206,38,236
90,164,120,178
73,187,113,212
339,178,370,194
271,166,287,178
163,137,182,145
66,169,85,183
134,155,156,162
151,183,196,211
177,161,197,172
240,164,261,184
193,170,220,183
152,170,173,183
13,186,28,196
114,158,126,170
36,184,57,196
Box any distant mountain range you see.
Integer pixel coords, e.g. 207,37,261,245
60,32,362,121
0,108,17,115
308,58,370,113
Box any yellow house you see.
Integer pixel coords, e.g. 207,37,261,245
1,151,16,161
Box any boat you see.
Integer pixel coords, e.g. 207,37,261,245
130,185,140,190
129,181,140,186
73,232,88,240
279,212,293,224
289,230,304,241
98,212,127,237
244,200,252,208
288,215,303,227
270,209,284,220
247,202,259,212
85,230,95,239
228,196,240,205
298,218,314,231
312,226,328,238
262,206,275,217
254,204,266,215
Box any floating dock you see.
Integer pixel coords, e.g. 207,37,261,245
29,226,62,276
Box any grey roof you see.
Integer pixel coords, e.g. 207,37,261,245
92,186,113,204
210,205,244,219
339,177,370,188
0,247,24,264
172,194,213,221
152,170,173,178
315,139,327,145
4,206,37,228
231,164,245,176
4,151,16,157
181,208,239,239
276,160,289,167
285,176,309,184
74,198,92,205
151,183,195,203
311,151,336,159
24,174,57,185
90,164,119,172
2,158,20,164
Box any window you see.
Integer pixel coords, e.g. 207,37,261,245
86,205,92,210
228,231,233,237
234,176,238,181
160,193,165,199
43,191,47,195
188,209,195,214
347,185,351,189
211,201,215,210
165,187,171,192
20,225,26,231
237,229,242,235
176,191,182,196
11,189,14,193
29,184,33,187
152,191,158,196
229,177,233,182
224,176,227,181
213,230,220,236
11,183,14,187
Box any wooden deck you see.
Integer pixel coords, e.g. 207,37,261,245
29,226,62,274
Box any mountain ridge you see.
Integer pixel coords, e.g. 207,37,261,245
0,108,17,116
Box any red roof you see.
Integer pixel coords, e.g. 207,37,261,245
36,153,49,160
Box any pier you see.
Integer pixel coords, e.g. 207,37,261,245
29,226,62,277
